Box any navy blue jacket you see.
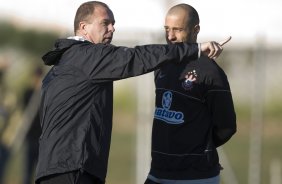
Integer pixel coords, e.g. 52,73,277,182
149,56,236,180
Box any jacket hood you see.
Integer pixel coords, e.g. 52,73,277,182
42,39,83,66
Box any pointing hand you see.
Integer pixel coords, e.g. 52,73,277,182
200,36,232,59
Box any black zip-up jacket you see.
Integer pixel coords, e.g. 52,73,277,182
35,38,199,183
149,56,236,180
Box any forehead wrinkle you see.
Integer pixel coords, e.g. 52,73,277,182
165,13,188,29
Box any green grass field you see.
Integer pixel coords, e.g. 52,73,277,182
3,118,282,184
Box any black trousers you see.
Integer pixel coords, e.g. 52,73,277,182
38,170,104,184
144,178,160,184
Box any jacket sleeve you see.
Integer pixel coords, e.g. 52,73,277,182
80,42,198,81
205,62,237,148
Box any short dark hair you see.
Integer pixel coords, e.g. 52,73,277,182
73,1,109,34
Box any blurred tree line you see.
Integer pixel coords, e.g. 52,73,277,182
0,21,59,57
0,20,61,98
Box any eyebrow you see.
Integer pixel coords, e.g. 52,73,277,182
164,26,184,30
102,18,115,25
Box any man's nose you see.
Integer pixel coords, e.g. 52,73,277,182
167,31,176,41
108,24,115,32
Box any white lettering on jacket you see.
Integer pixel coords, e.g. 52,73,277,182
154,91,184,124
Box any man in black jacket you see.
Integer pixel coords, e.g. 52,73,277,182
35,1,229,184
145,4,236,184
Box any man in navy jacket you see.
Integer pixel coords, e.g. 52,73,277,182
145,4,236,184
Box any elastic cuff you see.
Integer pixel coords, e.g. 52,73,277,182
198,43,201,58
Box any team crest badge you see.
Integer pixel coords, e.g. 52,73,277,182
182,70,197,90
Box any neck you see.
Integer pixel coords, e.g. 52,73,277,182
68,35,86,41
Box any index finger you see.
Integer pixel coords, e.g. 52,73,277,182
219,36,232,46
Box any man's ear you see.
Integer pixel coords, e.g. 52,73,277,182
79,21,88,35
194,24,200,35
192,24,200,41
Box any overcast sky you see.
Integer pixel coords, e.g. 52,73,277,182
1,0,282,45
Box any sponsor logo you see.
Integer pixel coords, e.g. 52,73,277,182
154,91,184,124
158,72,166,79
182,70,197,90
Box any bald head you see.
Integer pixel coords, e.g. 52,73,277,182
164,3,200,44
166,4,199,30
